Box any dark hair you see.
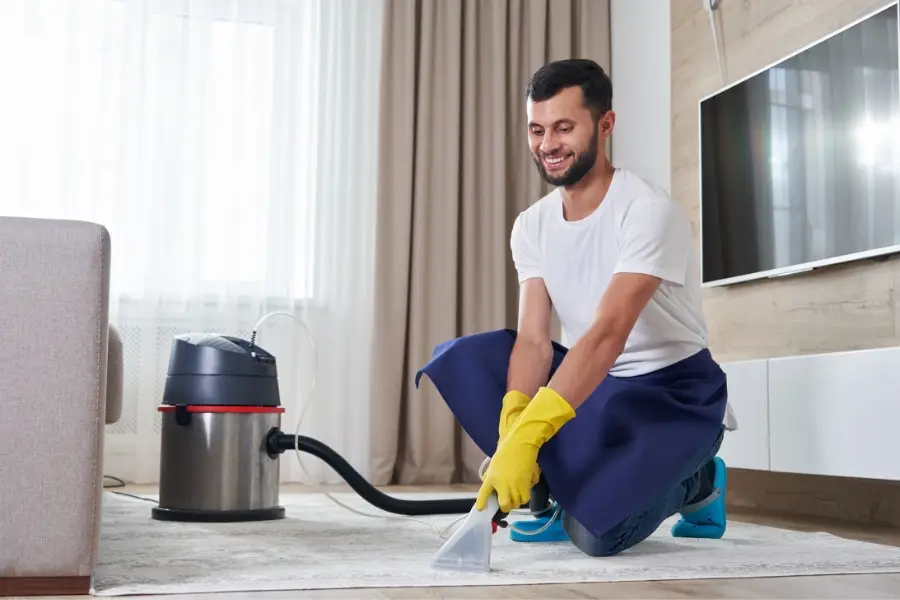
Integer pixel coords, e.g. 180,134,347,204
525,58,612,120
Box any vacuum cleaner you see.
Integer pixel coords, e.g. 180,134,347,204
150,330,547,525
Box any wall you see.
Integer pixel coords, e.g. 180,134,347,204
672,0,900,365
610,0,671,192
672,0,900,526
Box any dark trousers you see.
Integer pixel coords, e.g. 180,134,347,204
561,427,725,557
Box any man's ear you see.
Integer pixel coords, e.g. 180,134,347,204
600,110,616,137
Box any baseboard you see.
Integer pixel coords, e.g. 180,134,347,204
0,575,91,597
727,468,900,528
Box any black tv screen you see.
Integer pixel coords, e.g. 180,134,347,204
699,2,900,286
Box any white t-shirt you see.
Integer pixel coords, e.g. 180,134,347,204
510,168,737,429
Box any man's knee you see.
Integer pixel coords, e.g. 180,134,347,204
562,513,641,557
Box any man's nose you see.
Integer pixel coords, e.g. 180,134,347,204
540,134,560,154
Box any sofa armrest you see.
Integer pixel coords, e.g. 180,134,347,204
106,325,123,425
0,216,111,583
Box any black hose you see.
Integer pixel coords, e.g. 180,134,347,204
266,429,476,516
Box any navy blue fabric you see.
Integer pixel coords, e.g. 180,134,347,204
414,328,728,539
562,427,724,556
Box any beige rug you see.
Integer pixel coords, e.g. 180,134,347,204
91,490,900,596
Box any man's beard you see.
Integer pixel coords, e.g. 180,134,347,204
532,125,600,187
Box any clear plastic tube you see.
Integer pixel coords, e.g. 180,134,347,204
477,456,562,536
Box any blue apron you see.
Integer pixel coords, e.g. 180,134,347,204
414,328,728,539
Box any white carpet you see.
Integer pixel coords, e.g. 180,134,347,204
92,490,900,596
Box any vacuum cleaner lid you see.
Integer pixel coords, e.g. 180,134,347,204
162,333,281,407
166,334,278,377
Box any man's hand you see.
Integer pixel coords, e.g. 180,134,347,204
477,387,575,512
476,432,540,513
496,390,543,488
498,390,530,440
545,271,662,410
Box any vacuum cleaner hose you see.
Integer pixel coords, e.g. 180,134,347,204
266,429,476,516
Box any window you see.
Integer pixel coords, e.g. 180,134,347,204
0,0,318,302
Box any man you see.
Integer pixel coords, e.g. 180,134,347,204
415,58,736,557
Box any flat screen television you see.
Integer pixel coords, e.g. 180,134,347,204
699,1,900,287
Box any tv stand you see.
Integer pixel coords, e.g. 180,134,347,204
717,345,900,481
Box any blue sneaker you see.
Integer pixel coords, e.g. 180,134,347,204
509,505,569,543
671,456,727,539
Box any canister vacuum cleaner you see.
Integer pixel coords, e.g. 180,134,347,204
150,312,544,527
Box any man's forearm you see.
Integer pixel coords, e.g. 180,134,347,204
545,329,624,411
507,337,554,397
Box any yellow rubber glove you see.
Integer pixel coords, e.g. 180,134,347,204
476,386,575,513
498,390,530,441
497,390,543,488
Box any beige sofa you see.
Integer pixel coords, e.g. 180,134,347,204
0,216,123,597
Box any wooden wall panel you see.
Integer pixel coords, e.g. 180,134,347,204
672,0,900,525
671,0,900,364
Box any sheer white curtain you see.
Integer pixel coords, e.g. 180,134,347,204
0,0,384,484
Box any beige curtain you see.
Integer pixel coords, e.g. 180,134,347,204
369,0,611,486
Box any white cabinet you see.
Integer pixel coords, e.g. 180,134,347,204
718,359,770,470
717,345,900,481
767,347,900,481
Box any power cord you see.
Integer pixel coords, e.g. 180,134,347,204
103,475,159,504
703,0,728,84
103,475,126,488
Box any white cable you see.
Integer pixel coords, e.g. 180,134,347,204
252,312,560,539
705,0,727,84
251,311,465,539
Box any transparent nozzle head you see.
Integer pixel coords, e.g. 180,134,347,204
430,493,499,573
